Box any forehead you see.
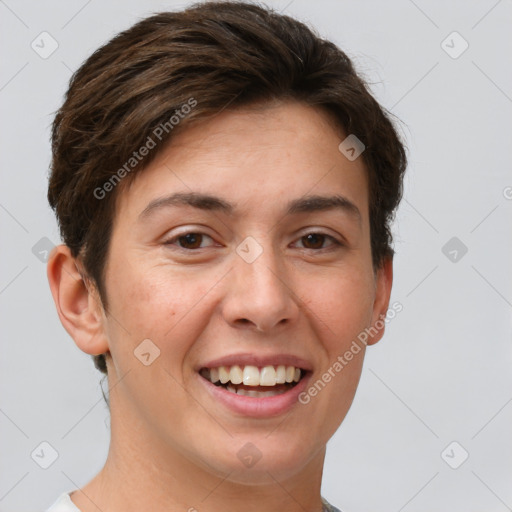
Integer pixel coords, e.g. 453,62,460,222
116,100,369,223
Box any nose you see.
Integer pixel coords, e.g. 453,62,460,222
221,242,300,333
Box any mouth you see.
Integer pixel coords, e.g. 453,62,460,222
199,364,305,398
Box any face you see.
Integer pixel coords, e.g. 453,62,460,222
97,100,391,484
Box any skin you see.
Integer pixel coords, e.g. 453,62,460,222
48,100,393,512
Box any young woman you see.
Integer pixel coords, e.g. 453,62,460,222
45,2,406,511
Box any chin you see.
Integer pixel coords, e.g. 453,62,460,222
193,436,318,485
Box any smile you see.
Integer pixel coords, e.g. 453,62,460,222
200,364,303,397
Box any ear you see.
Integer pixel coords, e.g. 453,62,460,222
47,244,109,356
366,256,393,346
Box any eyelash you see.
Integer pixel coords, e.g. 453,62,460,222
163,230,343,252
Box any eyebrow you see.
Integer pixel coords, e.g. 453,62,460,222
138,192,361,224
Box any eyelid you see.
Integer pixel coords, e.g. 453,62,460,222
163,228,345,251
293,230,343,249
163,230,217,249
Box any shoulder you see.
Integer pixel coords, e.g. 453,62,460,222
45,491,82,512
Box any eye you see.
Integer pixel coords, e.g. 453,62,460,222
294,232,341,250
163,230,342,252
164,231,215,250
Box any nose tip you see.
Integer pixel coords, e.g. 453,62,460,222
221,248,299,333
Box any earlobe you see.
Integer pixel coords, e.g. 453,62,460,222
366,257,393,346
47,244,109,356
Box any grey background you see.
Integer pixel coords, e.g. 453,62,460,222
1,1,511,511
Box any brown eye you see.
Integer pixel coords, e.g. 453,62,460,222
177,233,204,249
301,233,326,249
295,232,341,251
165,231,215,250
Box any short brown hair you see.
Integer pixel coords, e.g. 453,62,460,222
48,1,407,375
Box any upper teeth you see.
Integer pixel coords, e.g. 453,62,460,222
203,365,302,386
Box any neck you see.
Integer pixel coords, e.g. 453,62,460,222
71,406,327,512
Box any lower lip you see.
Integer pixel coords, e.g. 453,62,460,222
197,372,311,418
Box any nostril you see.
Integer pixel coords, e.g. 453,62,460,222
232,318,248,326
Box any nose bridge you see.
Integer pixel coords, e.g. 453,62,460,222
225,234,298,331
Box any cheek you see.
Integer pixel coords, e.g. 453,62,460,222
105,264,219,362
300,269,376,345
